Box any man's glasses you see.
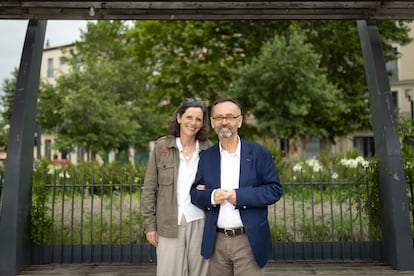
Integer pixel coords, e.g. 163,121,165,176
211,114,242,122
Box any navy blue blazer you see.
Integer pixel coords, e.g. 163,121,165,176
190,138,283,268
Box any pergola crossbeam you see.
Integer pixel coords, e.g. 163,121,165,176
1,1,414,20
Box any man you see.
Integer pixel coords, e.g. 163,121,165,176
190,98,283,275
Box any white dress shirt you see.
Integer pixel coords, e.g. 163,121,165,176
176,137,205,225
216,136,244,229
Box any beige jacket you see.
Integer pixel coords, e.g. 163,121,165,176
141,135,213,238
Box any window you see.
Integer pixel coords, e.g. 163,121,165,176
353,136,375,158
59,56,66,65
391,90,398,112
386,47,398,81
280,139,289,157
386,59,398,81
44,139,51,160
77,146,84,162
304,138,320,158
47,58,54,78
75,55,81,69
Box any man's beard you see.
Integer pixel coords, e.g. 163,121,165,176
217,126,233,139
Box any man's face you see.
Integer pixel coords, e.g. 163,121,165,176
210,101,242,139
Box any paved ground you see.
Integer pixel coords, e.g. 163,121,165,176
18,261,414,275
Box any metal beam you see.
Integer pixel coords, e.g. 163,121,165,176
0,19,47,276
1,1,414,20
357,20,414,270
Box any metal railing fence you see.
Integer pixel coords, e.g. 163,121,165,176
27,166,396,264
31,167,153,264
272,169,382,261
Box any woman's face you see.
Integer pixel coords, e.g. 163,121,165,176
177,107,204,138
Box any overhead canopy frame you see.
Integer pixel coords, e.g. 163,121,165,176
1,1,414,275
1,1,414,20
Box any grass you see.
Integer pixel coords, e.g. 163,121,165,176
43,191,145,245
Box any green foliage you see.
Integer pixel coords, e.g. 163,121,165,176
74,160,143,187
0,68,18,124
31,159,54,244
31,147,414,245
231,25,345,142
229,139,388,242
129,21,286,113
0,68,19,148
1,20,412,157
354,160,382,239
31,159,146,245
256,137,292,178
36,21,165,155
0,117,8,150
48,196,146,245
297,20,412,135
348,116,414,239
37,82,63,133
399,116,414,235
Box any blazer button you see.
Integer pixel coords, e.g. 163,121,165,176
243,206,247,209
207,207,211,210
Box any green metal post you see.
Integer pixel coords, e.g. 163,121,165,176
357,20,414,270
0,20,47,275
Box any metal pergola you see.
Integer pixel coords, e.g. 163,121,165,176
1,1,414,20
1,1,414,275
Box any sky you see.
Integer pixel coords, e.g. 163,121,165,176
0,20,88,92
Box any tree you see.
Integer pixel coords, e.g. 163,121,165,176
127,20,411,140
37,21,165,160
128,20,289,114
0,117,8,150
296,20,412,135
0,69,19,149
231,25,344,147
3,20,410,158
56,82,135,159
0,69,18,124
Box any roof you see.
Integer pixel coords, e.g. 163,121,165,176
1,1,414,20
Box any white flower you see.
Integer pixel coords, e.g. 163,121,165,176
304,157,323,172
339,158,349,167
59,171,70,178
339,156,371,169
313,163,323,172
293,163,303,172
33,159,41,171
306,157,319,167
47,164,57,175
348,159,358,168
339,158,357,168
360,160,370,168
331,172,339,180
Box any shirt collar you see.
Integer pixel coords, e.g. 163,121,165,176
176,137,199,152
219,136,241,156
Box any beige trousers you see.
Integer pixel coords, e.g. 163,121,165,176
209,232,264,276
157,217,209,276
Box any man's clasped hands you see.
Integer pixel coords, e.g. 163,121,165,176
196,185,237,205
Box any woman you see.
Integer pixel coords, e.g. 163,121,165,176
141,98,212,276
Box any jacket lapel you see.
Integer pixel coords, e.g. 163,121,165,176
211,144,222,189
239,139,252,188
